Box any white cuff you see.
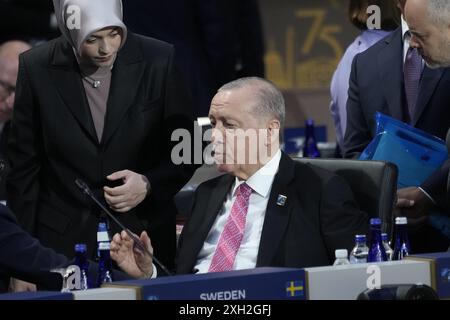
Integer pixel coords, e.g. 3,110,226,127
150,263,158,279
142,263,158,279
418,187,436,205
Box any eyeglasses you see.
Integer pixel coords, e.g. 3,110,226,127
0,79,15,101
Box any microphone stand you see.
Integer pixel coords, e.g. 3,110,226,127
75,179,173,276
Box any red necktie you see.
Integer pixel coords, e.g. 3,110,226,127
208,183,252,272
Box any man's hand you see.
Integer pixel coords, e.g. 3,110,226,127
9,278,37,292
104,170,150,213
110,230,153,279
395,187,433,226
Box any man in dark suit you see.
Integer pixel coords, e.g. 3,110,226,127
7,0,195,269
0,204,67,293
343,0,450,252
403,0,450,248
0,203,133,293
110,77,368,278
123,0,265,117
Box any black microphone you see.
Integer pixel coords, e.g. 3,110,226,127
75,178,173,276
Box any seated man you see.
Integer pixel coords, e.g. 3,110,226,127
111,77,369,278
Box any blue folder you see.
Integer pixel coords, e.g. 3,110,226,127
359,112,448,188
360,113,450,239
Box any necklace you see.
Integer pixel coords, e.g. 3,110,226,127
80,65,112,89
83,75,101,89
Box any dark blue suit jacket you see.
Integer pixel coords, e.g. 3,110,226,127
0,204,67,293
0,205,131,293
343,28,450,208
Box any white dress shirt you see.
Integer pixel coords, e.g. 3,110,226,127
194,150,282,274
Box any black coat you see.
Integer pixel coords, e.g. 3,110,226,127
176,153,369,274
7,33,196,269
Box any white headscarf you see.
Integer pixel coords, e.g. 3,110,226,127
53,0,128,56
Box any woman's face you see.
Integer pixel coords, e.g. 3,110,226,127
80,27,122,68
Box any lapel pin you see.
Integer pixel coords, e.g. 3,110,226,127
276,194,287,206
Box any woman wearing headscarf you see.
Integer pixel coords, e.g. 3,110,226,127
6,0,195,270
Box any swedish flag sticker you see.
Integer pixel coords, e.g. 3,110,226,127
286,280,304,298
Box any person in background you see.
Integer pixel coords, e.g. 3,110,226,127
0,41,31,141
330,0,400,155
110,77,368,279
0,40,31,201
345,0,450,252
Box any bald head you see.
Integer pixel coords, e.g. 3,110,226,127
0,40,31,80
0,40,31,123
0,41,31,61
425,0,450,25
406,0,450,68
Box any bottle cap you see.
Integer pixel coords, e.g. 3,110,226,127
395,217,408,225
370,218,382,225
355,234,366,241
335,249,348,259
75,243,87,252
381,233,389,241
98,222,108,232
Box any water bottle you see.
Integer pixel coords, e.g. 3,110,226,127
333,249,350,266
349,235,369,264
392,217,411,261
367,218,388,262
382,233,394,261
303,119,321,158
97,222,113,287
97,218,109,258
74,243,90,290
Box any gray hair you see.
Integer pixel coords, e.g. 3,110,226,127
427,0,450,25
218,77,285,130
